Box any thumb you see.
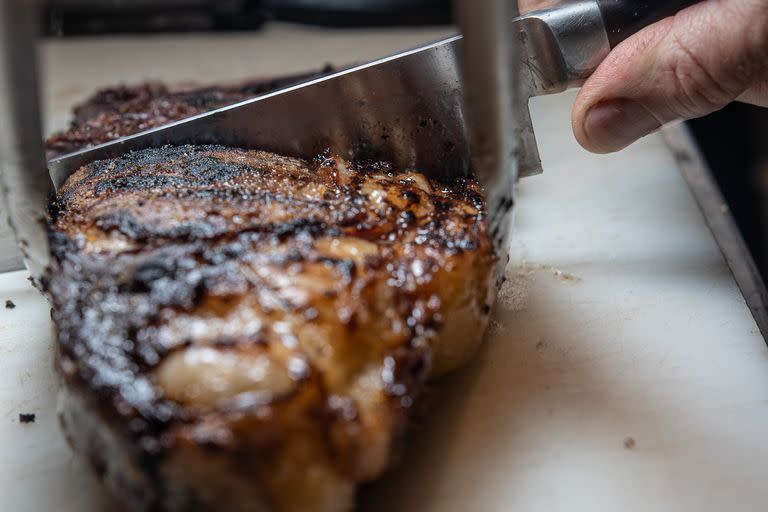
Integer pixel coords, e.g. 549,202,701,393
573,0,768,154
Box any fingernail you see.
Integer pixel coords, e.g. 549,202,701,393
583,99,661,153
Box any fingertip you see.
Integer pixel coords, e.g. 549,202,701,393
571,91,616,154
570,18,673,153
574,99,662,154
571,92,597,153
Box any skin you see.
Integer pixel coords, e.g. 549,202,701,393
519,0,768,154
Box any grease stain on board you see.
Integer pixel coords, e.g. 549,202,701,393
495,260,582,316
531,263,583,284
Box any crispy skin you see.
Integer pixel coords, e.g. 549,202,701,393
45,69,331,159
46,146,495,512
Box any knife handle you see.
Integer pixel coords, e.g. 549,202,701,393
596,0,703,48
518,0,705,96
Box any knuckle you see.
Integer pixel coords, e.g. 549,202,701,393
658,3,768,119
665,56,724,118
663,27,734,117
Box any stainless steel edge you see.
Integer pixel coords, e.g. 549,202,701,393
48,36,471,190
663,123,768,343
0,1,50,281
454,0,520,265
509,0,610,177
515,0,611,97
47,2,615,191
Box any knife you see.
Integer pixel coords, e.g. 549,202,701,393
1,0,701,279
456,0,700,256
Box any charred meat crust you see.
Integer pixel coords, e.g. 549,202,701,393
44,69,332,159
46,145,494,511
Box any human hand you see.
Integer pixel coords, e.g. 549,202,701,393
518,0,559,12
572,0,768,153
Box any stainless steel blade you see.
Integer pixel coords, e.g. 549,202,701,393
455,0,520,265
47,34,545,260
0,0,51,281
29,1,616,275
4,0,701,274
49,36,472,189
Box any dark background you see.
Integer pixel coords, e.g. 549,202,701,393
41,0,768,281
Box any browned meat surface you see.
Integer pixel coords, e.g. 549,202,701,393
44,69,331,159
45,145,495,512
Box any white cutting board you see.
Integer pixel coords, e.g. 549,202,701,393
3,25,768,512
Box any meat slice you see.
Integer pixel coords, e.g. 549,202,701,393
45,145,495,512
45,69,332,159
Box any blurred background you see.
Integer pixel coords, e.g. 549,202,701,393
35,0,768,284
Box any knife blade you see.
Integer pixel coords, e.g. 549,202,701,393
48,31,526,264
1,0,704,277
47,35,474,188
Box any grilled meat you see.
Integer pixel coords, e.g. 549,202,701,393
45,69,332,159
46,145,495,512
